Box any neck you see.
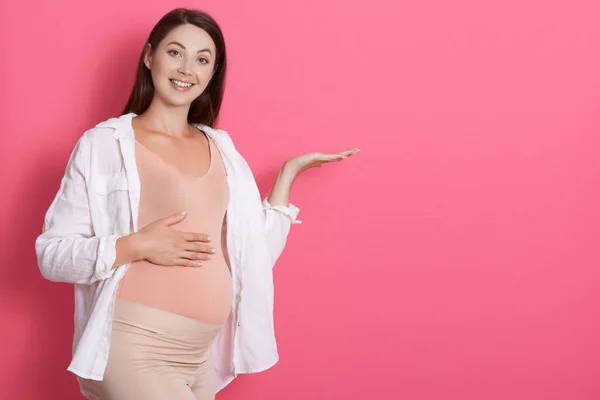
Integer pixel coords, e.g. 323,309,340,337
135,98,192,138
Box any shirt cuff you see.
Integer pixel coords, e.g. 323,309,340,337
262,198,302,224
94,235,120,281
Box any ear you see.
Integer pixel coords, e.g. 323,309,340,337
143,43,153,70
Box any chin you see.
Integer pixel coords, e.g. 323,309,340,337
156,90,198,108
169,96,196,107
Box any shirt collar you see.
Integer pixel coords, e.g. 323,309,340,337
95,112,137,140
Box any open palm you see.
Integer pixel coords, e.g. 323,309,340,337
286,148,360,174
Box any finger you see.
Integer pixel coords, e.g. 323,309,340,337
181,251,213,261
179,259,203,268
325,155,345,163
182,232,212,242
162,211,188,226
339,148,360,157
316,154,344,162
184,243,216,254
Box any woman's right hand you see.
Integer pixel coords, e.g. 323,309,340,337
135,211,215,267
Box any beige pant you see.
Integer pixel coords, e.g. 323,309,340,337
78,299,223,400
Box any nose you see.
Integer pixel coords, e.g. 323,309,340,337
177,57,194,76
177,66,192,76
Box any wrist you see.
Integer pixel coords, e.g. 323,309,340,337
281,161,299,181
118,232,145,263
128,232,146,261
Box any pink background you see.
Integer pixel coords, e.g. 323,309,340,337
1,0,600,399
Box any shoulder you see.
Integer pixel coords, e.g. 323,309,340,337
82,126,115,142
65,117,125,170
77,128,117,157
92,114,134,138
80,114,132,147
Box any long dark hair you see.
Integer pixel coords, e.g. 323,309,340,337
122,8,227,126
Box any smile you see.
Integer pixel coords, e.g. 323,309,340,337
169,79,194,88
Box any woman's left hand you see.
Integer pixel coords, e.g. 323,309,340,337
284,147,361,176
267,148,360,206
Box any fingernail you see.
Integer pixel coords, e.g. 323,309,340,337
207,255,213,259
180,211,187,215
207,236,212,241
211,248,216,253
197,262,202,267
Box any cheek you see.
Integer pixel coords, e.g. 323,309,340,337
155,60,171,74
150,65,168,88
150,56,176,80
193,69,214,89
198,68,214,82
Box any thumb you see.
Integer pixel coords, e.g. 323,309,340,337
162,211,188,226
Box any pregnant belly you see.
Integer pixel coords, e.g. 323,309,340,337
116,258,233,325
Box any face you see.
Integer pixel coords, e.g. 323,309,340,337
144,23,217,108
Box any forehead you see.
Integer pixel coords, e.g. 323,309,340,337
160,24,216,52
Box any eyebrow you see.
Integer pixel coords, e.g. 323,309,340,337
166,41,213,55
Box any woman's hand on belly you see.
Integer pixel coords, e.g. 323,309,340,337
133,211,216,268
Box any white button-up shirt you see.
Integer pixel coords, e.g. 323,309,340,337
35,113,301,393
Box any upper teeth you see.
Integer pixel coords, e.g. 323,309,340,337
172,80,192,87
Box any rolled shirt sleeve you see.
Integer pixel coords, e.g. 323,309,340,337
262,198,301,265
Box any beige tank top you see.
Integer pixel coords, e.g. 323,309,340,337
116,135,232,325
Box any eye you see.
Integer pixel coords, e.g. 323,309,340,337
198,57,209,64
168,49,181,57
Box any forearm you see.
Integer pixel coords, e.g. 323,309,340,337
113,233,145,269
266,162,298,207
